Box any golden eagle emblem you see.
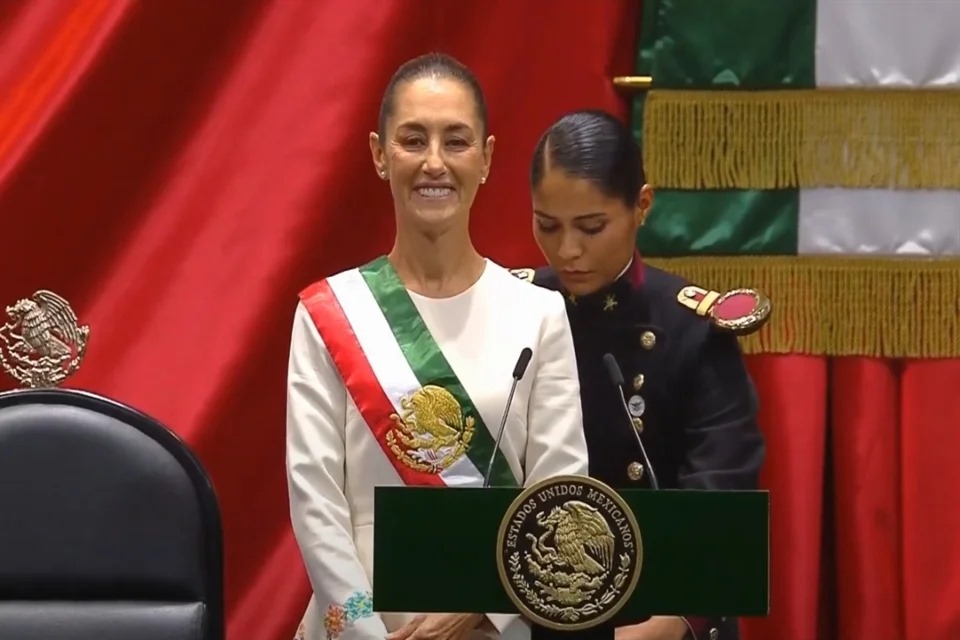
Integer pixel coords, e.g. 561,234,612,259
0,289,89,389
531,502,616,582
497,475,642,630
385,385,475,473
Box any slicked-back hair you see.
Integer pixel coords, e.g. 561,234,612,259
378,52,489,139
530,109,644,208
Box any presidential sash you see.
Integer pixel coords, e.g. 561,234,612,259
299,256,519,488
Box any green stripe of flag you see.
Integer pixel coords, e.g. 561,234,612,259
647,0,815,90
633,0,816,257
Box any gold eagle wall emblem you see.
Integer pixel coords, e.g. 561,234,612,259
0,290,89,389
497,475,642,630
386,385,475,473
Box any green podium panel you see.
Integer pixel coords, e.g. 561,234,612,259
373,486,768,619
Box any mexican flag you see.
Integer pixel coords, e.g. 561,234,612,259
633,0,960,359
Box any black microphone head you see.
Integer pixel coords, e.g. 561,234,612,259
602,353,625,386
513,347,533,379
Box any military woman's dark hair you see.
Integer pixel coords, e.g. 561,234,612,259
530,109,645,208
378,52,489,138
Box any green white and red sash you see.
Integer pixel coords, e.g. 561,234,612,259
299,256,518,488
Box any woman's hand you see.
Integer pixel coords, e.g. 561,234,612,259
615,616,690,640
386,613,484,640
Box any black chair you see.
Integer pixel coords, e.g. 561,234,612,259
0,388,224,640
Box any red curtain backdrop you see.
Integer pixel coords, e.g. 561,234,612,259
744,357,960,640
1,2,958,640
0,2,638,639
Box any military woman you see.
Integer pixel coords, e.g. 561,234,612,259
515,110,767,640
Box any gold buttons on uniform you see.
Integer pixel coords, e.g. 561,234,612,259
632,417,644,433
632,373,645,391
640,331,656,350
627,462,644,481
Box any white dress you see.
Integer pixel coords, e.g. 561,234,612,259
286,259,589,640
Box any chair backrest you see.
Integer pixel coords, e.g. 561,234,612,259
0,388,224,640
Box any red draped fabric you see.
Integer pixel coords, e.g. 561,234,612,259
1,2,958,639
0,2,637,638
740,357,960,640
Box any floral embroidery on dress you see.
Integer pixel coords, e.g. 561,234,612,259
293,621,306,640
324,605,346,639
324,591,374,639
343,591,373,621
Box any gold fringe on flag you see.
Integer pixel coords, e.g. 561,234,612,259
644,256,960,358
642,89,960,190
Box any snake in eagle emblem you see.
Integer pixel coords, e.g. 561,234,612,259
1,289,90,388
497,475,642,630
524,501,616,606
386,384,475,473
532,501,616,575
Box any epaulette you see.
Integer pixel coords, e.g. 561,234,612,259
509,268,535,283
677,285,771,336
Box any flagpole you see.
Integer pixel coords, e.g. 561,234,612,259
612,75,653,91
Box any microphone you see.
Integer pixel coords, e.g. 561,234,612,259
602,353,660,490
483,347,534,488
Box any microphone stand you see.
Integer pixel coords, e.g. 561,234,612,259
483,347,533,488
603,353,659,490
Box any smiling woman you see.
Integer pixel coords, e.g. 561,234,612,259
370,54,492,240
284,54,591,640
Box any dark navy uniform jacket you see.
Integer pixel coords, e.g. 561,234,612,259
515,257,766,640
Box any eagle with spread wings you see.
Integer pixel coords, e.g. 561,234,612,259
536,500,616,576
5,290,87,359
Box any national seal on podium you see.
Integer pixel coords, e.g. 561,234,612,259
496,474,643,631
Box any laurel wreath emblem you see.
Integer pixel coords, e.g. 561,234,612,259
508,550,631,623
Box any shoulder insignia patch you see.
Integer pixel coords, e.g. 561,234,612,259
677,285,772,336
509,268,535,283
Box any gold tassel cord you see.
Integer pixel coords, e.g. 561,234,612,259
644,256,960,359
642,88,960,190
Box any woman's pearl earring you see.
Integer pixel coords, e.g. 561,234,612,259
480,176,487,184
